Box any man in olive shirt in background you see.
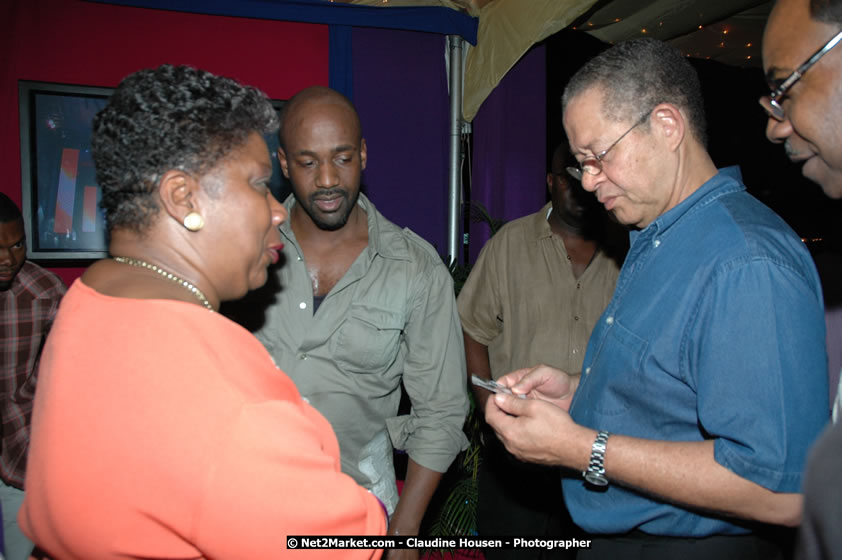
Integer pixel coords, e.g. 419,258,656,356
458,143,623,558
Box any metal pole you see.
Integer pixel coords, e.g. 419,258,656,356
447,35,463,266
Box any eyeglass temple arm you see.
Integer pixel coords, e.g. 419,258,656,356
775,30,842,99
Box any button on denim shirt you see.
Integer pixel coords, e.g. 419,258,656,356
564,167,829,536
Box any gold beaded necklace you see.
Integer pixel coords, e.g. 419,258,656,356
112,256,214,311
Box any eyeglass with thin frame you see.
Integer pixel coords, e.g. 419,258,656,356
759,28,842,120
566,110,651,182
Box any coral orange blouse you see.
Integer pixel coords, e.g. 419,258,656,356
20,280,385,559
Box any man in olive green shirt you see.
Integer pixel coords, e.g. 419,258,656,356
248,87,468,554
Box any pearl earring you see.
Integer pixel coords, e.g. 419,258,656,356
183,212,205,232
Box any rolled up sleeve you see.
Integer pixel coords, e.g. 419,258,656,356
386,262,469,473
690,257,829,492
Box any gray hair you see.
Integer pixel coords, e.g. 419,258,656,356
562,38,707,146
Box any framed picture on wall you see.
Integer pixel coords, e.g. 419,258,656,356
19,79,287,261
18,80,113,261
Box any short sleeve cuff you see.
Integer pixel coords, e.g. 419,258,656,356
714,438,803,493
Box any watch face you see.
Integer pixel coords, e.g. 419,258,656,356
584,471,609,486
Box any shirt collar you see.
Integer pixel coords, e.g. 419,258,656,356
356,193,410,261
2,261,40,298
281,192,410,262
632,166,745,242
534,202,555,240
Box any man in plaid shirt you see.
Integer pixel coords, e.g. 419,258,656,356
0,193,65,560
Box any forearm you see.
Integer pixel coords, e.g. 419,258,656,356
387,459,443,535
463,331,491,412
489,394,801,528
560,429,802,527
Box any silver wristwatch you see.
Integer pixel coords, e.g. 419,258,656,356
583,431,610,486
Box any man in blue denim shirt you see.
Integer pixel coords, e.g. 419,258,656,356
484,38,829,560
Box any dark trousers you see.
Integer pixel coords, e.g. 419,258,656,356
578,529,795,560
477,434,583,560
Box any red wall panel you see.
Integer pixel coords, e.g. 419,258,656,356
1,0,328,284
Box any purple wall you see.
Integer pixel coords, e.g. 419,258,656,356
352,29,547,264
470,45,547,263
352,27,451,256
